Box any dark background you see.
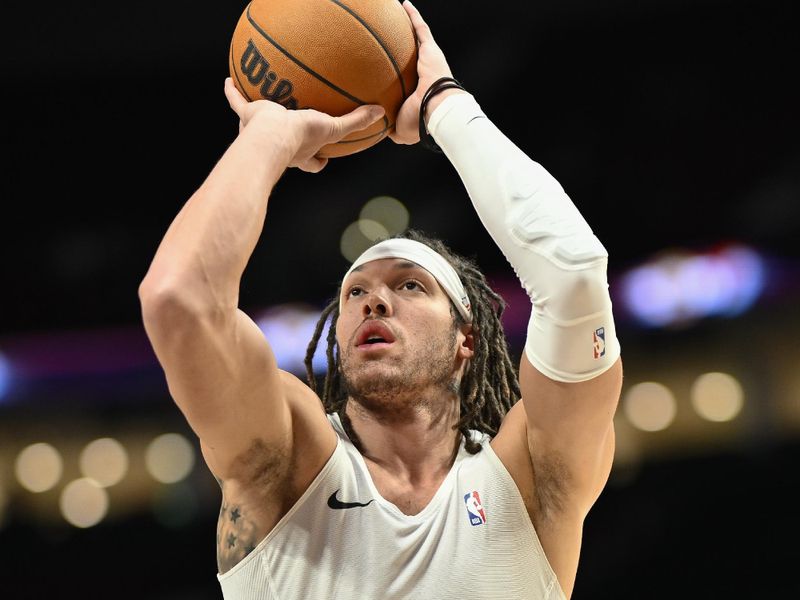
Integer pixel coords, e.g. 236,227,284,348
1,0,799,598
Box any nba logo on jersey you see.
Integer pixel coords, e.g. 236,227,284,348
464,491,486,526
593,327,606,359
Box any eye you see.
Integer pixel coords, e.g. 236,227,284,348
401,279,424,292
347,286,364,298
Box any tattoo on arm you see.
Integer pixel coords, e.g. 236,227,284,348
213,440,290,573
217,503,259,574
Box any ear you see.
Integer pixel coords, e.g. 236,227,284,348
457,323,475,359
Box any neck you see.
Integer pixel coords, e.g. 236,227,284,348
344,390,461,484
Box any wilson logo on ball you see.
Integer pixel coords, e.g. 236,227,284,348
240,40,299,109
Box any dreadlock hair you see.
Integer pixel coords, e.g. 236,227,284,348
303,229,521,455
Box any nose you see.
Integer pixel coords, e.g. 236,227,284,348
362,292,392,318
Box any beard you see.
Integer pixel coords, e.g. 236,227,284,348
339,323,459,424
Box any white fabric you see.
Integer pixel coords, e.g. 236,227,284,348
341,238,472,323
428,93,620,382
217,413,566,600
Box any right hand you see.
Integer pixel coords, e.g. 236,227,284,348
224,78,385,173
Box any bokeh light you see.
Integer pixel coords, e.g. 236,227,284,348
691,372,745,422
619,244,766,328
256,303,332,374
145,433,196,484
0,351,11,401
623,382,677,432
340,220,389,263
79,437,129,487
15,442,63,493
59,478,109,528
359,196,409,236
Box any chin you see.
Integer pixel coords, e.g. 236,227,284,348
342,365,407,400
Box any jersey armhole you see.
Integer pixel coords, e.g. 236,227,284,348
480,441,568,600
217,435,344,582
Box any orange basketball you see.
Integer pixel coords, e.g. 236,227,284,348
229,0,418,158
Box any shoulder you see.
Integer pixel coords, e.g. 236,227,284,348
489,400,536,511
491,399,529,455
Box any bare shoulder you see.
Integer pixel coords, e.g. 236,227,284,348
281,369,339,472
490,400,536,513
202,369,337,485
213,370,338,574
226,369,337,494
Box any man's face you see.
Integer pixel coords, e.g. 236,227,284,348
336,258,470,418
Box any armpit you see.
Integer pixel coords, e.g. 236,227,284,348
531,450,571,524
230,436,292,491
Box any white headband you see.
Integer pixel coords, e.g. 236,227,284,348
341,238,472,323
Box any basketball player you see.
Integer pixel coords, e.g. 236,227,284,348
139,2,622,598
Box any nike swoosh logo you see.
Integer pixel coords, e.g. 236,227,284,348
327,489,375,510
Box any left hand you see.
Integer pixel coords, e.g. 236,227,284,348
389,1,455,145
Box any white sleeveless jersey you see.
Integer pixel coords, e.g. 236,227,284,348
218,413,566,600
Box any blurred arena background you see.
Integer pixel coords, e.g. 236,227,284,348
1,0,798,598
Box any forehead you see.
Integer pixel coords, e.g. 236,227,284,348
343,258,440,287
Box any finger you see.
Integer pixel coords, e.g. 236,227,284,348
224,77,248,116
300,156,328,173
402,1,433,45
337,104,385,136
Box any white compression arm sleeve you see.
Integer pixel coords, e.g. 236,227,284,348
428,93,620,382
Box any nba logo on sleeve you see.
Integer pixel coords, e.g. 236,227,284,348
593,327,606,359
464,491,486,526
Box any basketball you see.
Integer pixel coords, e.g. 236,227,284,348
229,0,418,158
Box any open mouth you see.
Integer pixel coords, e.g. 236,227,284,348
355,321,396,348
361,336,389,345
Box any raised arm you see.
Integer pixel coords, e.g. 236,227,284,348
138,80,384,484
396,1,622,594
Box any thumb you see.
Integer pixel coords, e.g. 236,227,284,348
224,77,249,117
338,104,385,135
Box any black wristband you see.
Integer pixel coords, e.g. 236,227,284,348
418,76,466,153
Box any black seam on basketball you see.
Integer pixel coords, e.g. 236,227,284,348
336,123,390,145
328,0,409,100
246,3,367,106
322,131,389,156
230,41,254,102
